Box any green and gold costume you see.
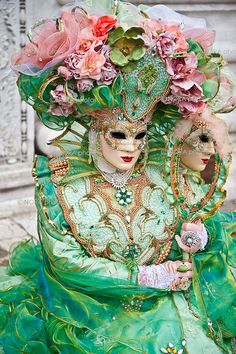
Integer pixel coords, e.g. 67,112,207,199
0,121,235,353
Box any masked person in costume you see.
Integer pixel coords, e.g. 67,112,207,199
0,1,236,353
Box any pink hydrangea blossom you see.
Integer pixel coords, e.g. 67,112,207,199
58,66,73,80
50,84,68,104
48,103,75,117
98,65,118,85
64,53,84,80
98,45,119,85
77,78,94,92
49,84,75,117
156,33,176,57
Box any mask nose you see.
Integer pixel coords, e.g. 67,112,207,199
207,142,215,155
122,138,138,153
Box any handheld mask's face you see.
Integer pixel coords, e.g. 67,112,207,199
180,128,216,172
99,120,147,171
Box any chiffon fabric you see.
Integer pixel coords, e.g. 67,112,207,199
0,155,235,354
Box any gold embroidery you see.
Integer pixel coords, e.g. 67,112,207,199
56,172,179,265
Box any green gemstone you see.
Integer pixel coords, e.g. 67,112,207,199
178,196,185,203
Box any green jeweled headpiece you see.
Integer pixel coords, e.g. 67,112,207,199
122,50,169,121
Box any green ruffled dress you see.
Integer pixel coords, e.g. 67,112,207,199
0,151,235,354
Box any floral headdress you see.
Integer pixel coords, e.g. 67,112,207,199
12,0,236,130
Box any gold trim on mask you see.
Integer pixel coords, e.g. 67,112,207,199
184,125,216,155
91,108,148,151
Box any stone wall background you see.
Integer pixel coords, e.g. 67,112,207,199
0,0,235,264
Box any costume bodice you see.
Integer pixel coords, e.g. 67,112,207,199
57,165,179,266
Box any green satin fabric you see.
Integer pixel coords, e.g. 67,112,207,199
0,156,235,353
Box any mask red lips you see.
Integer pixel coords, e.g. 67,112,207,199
202,159,209,165
121,156,134,163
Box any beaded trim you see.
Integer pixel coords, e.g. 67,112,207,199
170,139,221,216
56,172,178,265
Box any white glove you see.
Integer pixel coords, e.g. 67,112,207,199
138,260,192,291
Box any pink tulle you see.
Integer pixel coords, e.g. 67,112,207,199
184,27,215,53
12,11,84,75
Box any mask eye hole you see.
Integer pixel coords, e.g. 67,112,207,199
110,131,126,140
135,132,146,140
199,134,209,143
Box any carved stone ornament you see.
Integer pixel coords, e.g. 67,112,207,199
0,0,34,167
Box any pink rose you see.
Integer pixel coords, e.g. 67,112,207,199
76,28,102,53
77,47,106,80
76,38,94,53
97,45,119,85
171,79,203,101
77,78,94,92
166,53,198,79
178,101,206,116
165,23,189,53
141,19,164,48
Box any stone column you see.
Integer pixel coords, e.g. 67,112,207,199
0,0,60,264
0,0,61,219
0,0,35,218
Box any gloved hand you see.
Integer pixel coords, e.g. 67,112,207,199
175,222,208,254
138,260,192,291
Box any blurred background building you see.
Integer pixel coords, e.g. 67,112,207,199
0,0,236,264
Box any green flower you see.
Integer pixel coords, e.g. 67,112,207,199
115,188,133,206
108,27,146,70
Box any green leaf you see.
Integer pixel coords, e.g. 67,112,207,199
124,26,145,38
112,74,123,98
187,38,208,66
108,27,125,46
121,62,137,73
110,48,129,67
201,79,219,99
210,52,222,58
129,46,146,61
